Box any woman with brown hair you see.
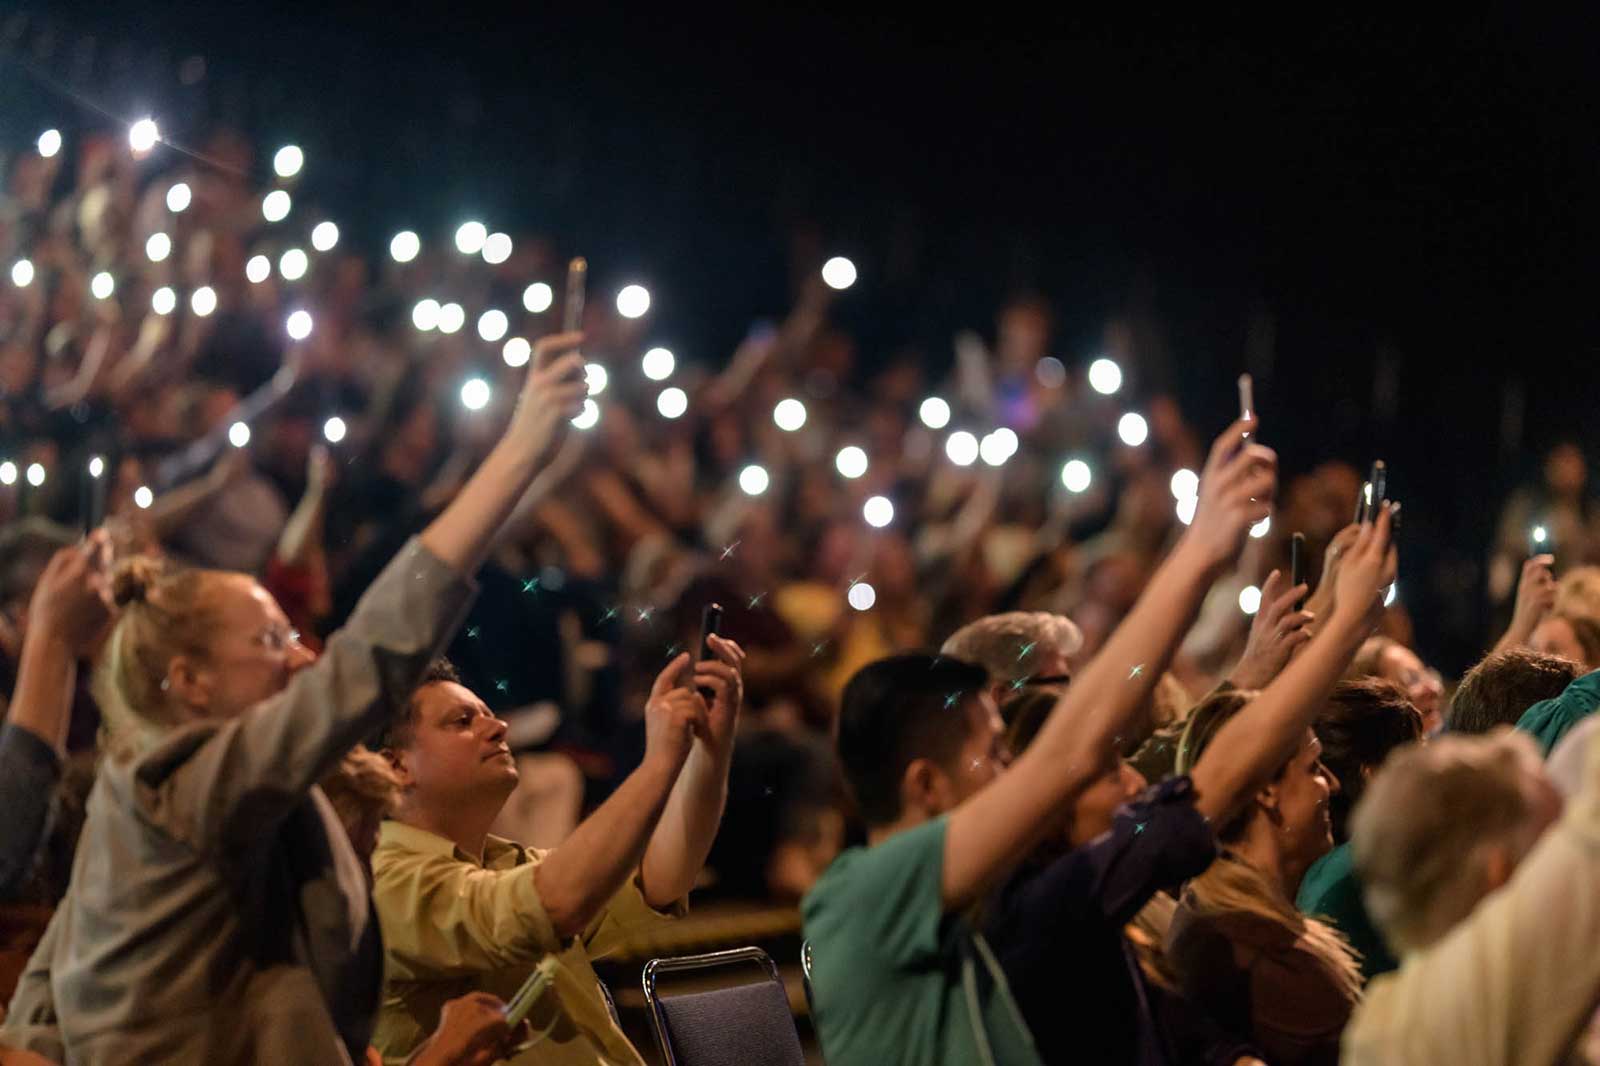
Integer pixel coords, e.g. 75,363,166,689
1165,689,1362,1066
3,334,588,1065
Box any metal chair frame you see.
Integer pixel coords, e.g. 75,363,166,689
641,946,791,1066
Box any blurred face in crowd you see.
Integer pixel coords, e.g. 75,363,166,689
1265,729,1338,872
390,681,518,810
1066,760,1147,846
1546,444,1586,499
916,693,1011,817
1530,615,1595,671
174,575,316,716
1375,642,1445,734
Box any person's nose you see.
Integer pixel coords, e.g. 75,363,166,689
287,641,317,672
484,714,509,744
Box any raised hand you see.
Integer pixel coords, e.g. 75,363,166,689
1497,553,1557,652
506,331,588,464
1331,503,1399,632
1230,568,1314,690
643,654,710,775
1183,416,1277,572
29,533,113,655
690,634,747,760
1303,523,1361,627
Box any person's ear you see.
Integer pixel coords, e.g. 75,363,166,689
165,655,214,713
901,757,948,818
381,745,414,789
1255,780,1283,823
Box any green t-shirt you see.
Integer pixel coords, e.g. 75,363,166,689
1296,841,1397,982
1515,668,1600,757
801,816,1042,1066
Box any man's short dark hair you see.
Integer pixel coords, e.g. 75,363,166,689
1315,678,1424,843
1447,648,1580,736
371,658,462,752
834,654,989,827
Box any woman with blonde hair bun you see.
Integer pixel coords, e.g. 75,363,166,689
2,333,589,1066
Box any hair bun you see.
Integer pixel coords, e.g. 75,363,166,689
112,556,166,608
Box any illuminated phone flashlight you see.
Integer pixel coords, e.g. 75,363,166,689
1061,459,1092,494
482,233,512,265
273,145,304,178
502,338,531,368
437,303,465,334
848,581,876,611
1239,585,1262,615
1250,515,1271,539
262,190,291,223
571,399,601,430
773,398,807,432
25,463,46,487
821,257,857,291
311,222,339,252
412,299,441,331
863,495,894,528
151,287,177,315
166,182,191,212
1088,357,1122,396
246,255,271,284
10,260,33,288
524,282,554,314
945,431,979,467
278,248,308,281
37,129,62,158
919,397,951,429
145,233,171,262
1170,468,1199,501
134,485,154,509
477,310,509,343
657,387,688,419
129,118,160,155
88,456,105,479
616,285,651,319
322,417,347,444
642,347,675,381
91,272,115,300
584,364,608,396
459,378,491,412
0,462,17,486
285,310,313,341
229,422,251,448
390,231,421,263
1117,412,1149,447
1532,525,1549,547
191,286,217,317
739,464,770,496
454,222,487,256
836,446,868,480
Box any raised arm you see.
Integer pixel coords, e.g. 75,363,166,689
169,335,588,857
640,635,745,907
534,655,707,937
1492,553,1555,655
941,418,1275,910
1189,505,1396,824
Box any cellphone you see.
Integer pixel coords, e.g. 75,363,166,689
1237,373,1254,422
1529,523,1552,556
1366,461,1388,521
563,257,587,334
1353,482,1370,525
685,602,723,690
1290,531,1307,599
81,454,108,534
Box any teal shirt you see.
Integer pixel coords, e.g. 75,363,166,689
802,817,1042,1066
1514,668,1600,756
1296,842,1396,982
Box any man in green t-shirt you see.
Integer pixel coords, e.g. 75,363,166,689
804,415,1292,1066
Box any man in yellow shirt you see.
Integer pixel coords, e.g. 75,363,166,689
370,639,745,1065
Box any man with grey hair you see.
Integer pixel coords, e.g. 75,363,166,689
1342,727,1600,1065
941,611,1083,703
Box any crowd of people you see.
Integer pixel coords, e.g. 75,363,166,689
4,95,1600,1066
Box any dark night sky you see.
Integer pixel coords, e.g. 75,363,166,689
6,5,1599,666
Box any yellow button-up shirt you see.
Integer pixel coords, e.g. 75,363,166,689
370,820,683,1066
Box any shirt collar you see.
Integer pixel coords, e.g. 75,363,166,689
377,819,526,869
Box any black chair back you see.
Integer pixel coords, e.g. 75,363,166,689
642,946,806,1066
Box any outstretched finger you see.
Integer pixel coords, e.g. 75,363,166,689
650,654,692,699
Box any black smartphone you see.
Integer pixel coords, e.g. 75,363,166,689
1353,483,1370,525
1290,532,1307,604
1529,523,1551,557
1367,461,1388,521
686,602,722,690
563,257,587,334
81,453,108,535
